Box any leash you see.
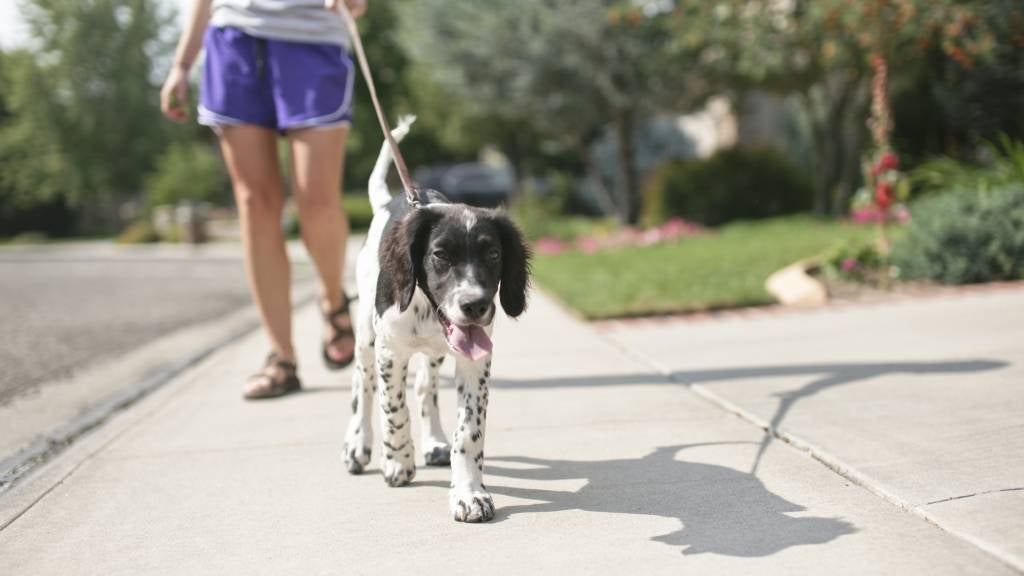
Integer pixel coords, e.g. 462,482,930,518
336,5,420,207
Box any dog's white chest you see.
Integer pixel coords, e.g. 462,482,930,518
376,290,449,355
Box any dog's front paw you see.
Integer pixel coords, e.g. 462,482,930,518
343,442,371,475
382,456,416,487
423,443,451,467
449,486,494,523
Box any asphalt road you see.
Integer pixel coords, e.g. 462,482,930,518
0,243,313,405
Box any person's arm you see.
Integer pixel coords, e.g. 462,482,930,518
160,0,213,123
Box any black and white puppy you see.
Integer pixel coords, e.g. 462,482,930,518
343,117,531,523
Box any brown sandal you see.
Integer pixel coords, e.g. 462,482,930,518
322,295,356,371
243,352,301,400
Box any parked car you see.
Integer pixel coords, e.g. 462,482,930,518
414,163,515,208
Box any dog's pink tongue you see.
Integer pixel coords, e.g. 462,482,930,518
446,324,493,361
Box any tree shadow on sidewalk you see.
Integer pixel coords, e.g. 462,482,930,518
484,443,857,557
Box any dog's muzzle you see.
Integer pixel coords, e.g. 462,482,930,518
437,309,492,361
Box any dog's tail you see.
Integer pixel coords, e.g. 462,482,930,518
368,115,416,213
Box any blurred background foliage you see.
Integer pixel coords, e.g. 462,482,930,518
641,147,813,227
0,0,1022,248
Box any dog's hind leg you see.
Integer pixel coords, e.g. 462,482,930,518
343,308,376,474
449,355,494,522
376,341,416,486
414,353,450,466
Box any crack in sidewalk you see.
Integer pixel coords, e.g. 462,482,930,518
593,327,1024,574
922,487,1024,507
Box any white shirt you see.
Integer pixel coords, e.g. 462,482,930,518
210,0,348,47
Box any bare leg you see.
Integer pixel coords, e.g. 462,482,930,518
219,125,295,379
287,126,353,365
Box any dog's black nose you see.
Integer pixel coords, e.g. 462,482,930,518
459,296,491,320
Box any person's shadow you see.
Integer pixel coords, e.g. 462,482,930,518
483,443,857,557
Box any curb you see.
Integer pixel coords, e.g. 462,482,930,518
594,279,1024,331
0,287,318,496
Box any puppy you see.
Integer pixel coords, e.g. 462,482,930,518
343,117,531,522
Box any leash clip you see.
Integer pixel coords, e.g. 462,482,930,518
406,186,422,209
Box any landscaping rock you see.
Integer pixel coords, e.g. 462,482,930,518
766,260,827,307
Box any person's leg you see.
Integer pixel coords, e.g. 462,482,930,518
219,125,295,368
287,125,353,365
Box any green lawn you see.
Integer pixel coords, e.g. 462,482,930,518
531,216,875,319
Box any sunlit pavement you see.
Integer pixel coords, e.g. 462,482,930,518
0,273,1020,573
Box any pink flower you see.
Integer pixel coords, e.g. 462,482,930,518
639,228,662,246
577,237,601,253
851,206,882,224
893,204,910,224
841,258,858,273
535,237,567,255
659,218,686,237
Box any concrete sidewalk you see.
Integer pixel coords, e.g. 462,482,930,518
0,289,1018,574
603,286,1024,570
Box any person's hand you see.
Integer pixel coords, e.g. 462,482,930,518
326,0,367,19
160,65,190,123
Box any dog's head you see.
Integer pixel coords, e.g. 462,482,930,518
376,204,531,355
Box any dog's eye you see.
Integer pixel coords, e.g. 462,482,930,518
487,248,500,262
432,250,450,263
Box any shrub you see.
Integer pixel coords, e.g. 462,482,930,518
821,240,886,284
145,142,229,209
343,193,374,231
286,193,375,238
891,185,1024,284
642,147,813,227
116,220,160,244
909,136,1024,198
509,192,617,243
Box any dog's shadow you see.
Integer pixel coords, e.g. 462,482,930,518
459,443,856,557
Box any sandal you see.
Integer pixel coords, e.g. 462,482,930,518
243,352,301,400
322,295,356,371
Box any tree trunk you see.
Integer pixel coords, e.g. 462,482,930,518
802,90,833,216
801,73,862,217
576,138,618,218
833,79,871,215
614,110,639,225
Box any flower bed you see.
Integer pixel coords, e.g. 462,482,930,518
535,217,705,255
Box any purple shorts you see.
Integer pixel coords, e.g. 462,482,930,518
199,27,355,132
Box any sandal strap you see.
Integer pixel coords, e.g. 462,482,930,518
245,352,301,399
265,351,297,372
323,295,354,331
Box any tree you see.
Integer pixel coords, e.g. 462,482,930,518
0,50,74,213
2,0,173,232
341,0,471,190
891,0,1024,159
145,141,228,209
670,0,1004,215
399,0,692,224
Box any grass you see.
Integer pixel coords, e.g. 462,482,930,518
531,216,876,320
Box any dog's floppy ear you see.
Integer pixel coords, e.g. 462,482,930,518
493,214,532,318
376,209,439,315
